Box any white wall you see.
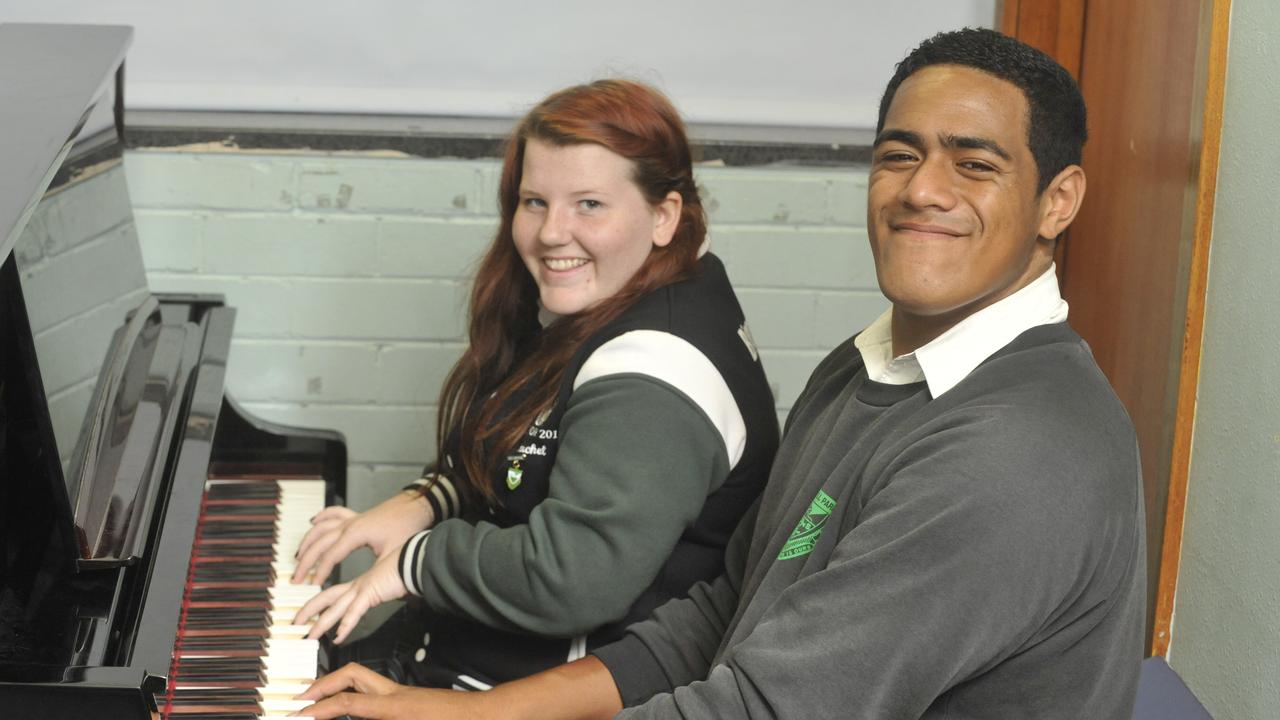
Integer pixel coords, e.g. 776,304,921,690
1168,0,1280,717
1,1,993,131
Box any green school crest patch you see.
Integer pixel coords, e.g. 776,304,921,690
778,490,836,560
506,459,523,490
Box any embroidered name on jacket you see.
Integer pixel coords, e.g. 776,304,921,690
778,490,837,560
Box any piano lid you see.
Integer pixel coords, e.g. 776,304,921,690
0,23,133,262
1,23,160,568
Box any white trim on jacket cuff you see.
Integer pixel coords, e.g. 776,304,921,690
400,529,432,597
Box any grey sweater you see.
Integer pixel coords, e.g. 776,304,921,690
595,322,1146,719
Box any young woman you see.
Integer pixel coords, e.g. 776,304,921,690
291,78,778,689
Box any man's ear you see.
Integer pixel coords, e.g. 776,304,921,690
651,191,683,248
1037,164,1086,240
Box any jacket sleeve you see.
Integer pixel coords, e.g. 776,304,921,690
402,373,732,636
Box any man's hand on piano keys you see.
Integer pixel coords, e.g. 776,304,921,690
295,662,496,720
294,544,408,644
295,658,626,720
291,490,435,585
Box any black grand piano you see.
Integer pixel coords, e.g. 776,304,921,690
0,24,346,719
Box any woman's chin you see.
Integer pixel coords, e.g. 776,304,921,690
539,290,598,317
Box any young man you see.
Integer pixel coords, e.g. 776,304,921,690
297,28,1146,719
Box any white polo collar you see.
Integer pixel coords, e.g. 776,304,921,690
854,264,1069,398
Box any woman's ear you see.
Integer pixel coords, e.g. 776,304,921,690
651,191,683,248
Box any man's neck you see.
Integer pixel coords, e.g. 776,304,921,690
888,258,1056,358
890,309,958,358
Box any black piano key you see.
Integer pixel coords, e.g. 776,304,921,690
198,520,276,532
170,687,262,702
205,482,279,499
175,657,264,670
173,671,264,684
192,540,275,550
177,640,268,649
173,667,265,683
169,696,262,707
192,568,273,584
164,708,263,717
186,589,270,599
184,607,270,619
181,626,270,639
188,590,272,597
201,514,277,525
200,503,280,516
163,707,261,712
183,613,270,629
177,643,267,654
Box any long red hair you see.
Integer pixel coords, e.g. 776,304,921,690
434,79,708,506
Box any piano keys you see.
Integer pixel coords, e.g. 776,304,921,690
0,23,347,719
161,478,326,719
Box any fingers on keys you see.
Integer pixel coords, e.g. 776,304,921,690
295,663,400,719
295,582,350,634
292,517,349,584
297,661,397,700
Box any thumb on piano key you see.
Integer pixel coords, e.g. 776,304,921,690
297,661,399,700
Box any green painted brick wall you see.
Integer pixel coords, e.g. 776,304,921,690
125,149,884,513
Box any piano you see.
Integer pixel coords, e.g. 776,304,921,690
0,24,346,719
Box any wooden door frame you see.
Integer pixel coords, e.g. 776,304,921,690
1150,0,1230,658
1000,0,1229,657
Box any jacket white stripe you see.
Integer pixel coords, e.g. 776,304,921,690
567,634,588,662
572,330,747,468
400,529,431,596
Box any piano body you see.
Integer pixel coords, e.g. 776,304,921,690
0,24,346,718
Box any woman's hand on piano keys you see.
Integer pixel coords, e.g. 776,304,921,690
294,545,408,644
292,489,435,585
295,662,496,720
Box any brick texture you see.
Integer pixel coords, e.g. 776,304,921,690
125,149,882,498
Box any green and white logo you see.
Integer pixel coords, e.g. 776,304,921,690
506,459,523,490
778,489,836,560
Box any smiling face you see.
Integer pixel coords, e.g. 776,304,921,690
512,138,680,316
869,64,1065,348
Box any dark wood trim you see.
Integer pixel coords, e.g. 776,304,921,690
1000,0,1087,78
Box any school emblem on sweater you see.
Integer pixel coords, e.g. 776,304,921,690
778,490,836,560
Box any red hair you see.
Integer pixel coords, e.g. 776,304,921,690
434,79,708,506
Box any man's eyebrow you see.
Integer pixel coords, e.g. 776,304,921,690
941,133,1012,161
873,129,923,148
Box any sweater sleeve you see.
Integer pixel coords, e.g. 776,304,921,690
615,413,1142,719
592,498,758,706
404,373,732,636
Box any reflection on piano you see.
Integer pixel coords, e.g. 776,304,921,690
0,24,346,719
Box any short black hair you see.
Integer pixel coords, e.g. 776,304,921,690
876,28,1087,193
